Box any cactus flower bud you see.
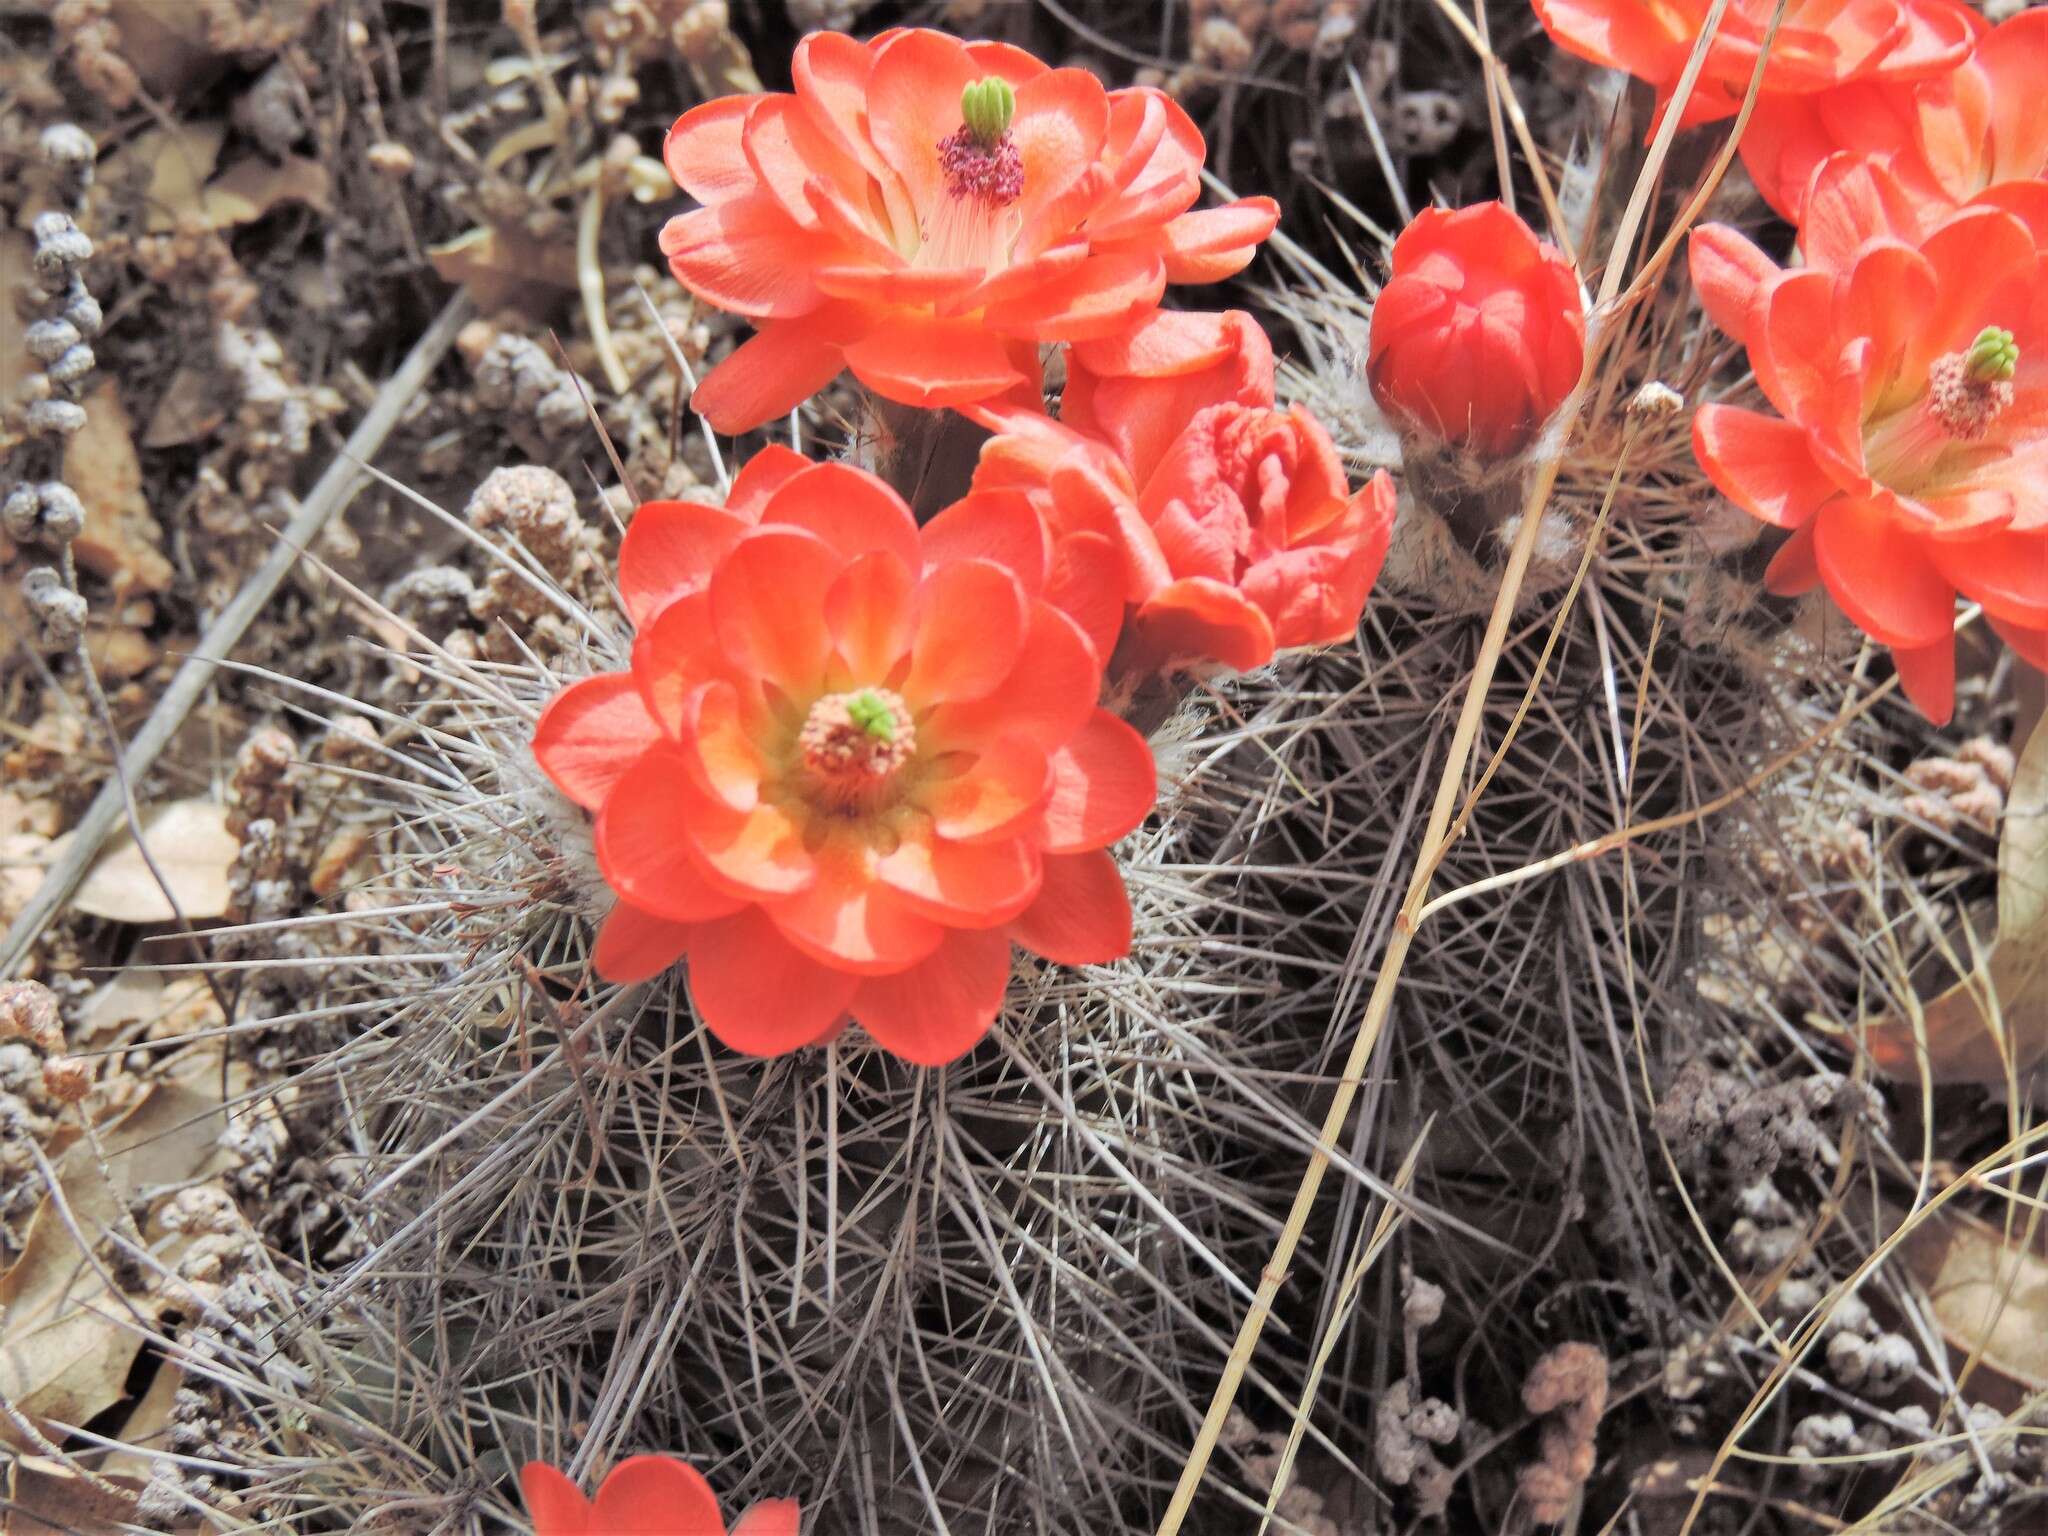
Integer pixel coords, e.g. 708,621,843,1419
1366,202,1586,460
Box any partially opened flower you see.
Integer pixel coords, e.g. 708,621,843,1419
1367,202,1585,460
1689,154,2048,722
1742,7,2048,219
972,310,1395,679
533,450,1154,1066
1532,0,1979,131
521,1456,798,1536
660,28,1279,431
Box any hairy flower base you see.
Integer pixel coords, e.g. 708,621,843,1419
534,450,1156,1066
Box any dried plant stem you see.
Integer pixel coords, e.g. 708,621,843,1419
0,293,472,975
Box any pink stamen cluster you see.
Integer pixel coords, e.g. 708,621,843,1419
938,125,1024,206
1926,350,2015,441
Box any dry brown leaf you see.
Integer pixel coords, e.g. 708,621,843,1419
102,1353,184,1483
142,364,228,447
78,970,223,1052
202,153,332,226
1854,714,2048,1084
107,121,227,232
1894,1204,2048,1410
3,1459,155,1536
106,0,333,99
105,0,222,98
67,798,238,923
429,223,582,314
63,382,175,595
0,1068,228,1449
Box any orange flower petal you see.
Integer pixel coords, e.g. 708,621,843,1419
1042,709,1156,854
1890,639,1957,725
1071,306,1254,381
618,502,751,628
904,559,1029,705
1691,405,1839,529
928,736,1051,842
676,783,817,901
1244,540,1376,651
980,248,1165,342
660,194,828,319
591,1458,726,1536
1007,849,1132,966
710,528,843,694
758,461,921,572
664,96,758,206
1124,577,1277,675
689,908,857,1056
725,443,813,523
743,95,864,229
591,901,694,986
731,1500,804,1536
927,602,1101,752
1929,531,2048,625
1989,614,2048,671
634,591,738,739
769,866,945,974
865,29,978,219
1811,496,1957,648
520,1463,592,1536
919,488,1050,593
849,927,1013,1066
596,748,757,921
964,38,1051,85
876,830,1042,925
1688,224,1779,347
1045,531,1126,663
953,241,1091,317
813,264,985,306
1008,66,1111,235
1152,198,1281,282
691,320,849,435
677,680,762,812
1764,520,1822,595
825,550,918,684
532,674,661,812
841,316,1030,409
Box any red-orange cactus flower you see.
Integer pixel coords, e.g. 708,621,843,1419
1689,155,2048,723
1532,0,1980,131
659,28,1279,432
521,1456,798,1536
531,449,1154,1066
972,310,1395,678
1742,8,2048,220
1366,202,1585,460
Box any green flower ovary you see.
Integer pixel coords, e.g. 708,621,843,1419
845,690,897,743
960,77,1016,145
1966,326,2019,383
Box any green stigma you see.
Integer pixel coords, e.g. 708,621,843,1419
960,76,1016,145
845,690,896,743
1966,325,2019,383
